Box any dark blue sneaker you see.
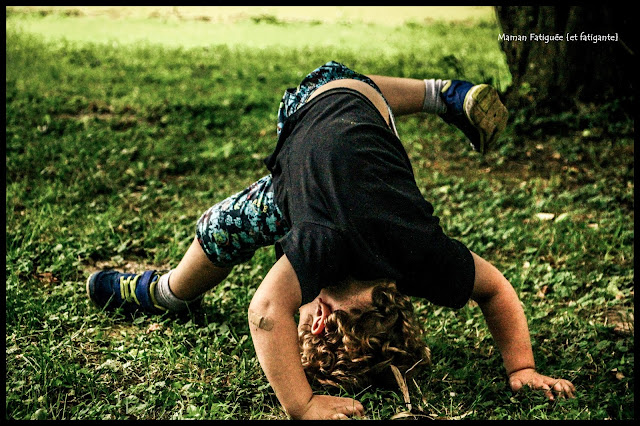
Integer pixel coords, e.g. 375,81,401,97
439,80,508,154
86,270,168,314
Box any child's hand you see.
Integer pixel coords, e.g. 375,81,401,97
509,368,576,400
296,394,365,420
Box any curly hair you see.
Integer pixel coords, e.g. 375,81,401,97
298,281,431,391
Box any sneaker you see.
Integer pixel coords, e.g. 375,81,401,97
86,270,168,314
439,80,508,154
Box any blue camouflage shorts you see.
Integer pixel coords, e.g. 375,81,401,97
196,61,395,267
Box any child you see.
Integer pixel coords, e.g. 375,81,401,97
87,61,575,419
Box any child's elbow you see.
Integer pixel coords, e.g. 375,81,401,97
248,296,277,332
249,290,272,314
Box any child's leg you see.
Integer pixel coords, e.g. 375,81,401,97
368,74,508,154
281,61,506,153
366,75,431,116
87,174,289,314
165,237,233,301
171,173,289,301
165,173,288,305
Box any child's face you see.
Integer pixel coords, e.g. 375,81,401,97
298,284,374,335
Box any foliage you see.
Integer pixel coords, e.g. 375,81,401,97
6,10,634,420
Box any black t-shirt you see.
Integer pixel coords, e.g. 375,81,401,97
264,88,475,308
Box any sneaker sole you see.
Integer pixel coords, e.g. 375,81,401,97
464,84,508,154
86,271,98,303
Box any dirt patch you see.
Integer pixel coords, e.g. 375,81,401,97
83,258,172,276
425,135,634,190
605,307,634,336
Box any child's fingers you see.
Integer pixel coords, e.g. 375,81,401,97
565,380,576,398
514,377,554,400
509,377,523,392
539,383,554,400
510,373,576,400
540,377,576,400
333,398,364,418
347,400,365,417
552,379,576,399
551,381,568,399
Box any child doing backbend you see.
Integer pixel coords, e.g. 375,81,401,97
87,61,575,420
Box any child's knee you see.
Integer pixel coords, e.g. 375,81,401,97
194,175,288,268
195,202,254,267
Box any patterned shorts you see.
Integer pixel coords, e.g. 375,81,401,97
196,61,395,267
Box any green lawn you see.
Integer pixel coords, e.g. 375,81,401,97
5,7,634,420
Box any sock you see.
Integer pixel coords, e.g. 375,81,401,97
154,270,201,312
422,79,447,114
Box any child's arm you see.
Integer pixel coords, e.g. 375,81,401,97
248,254,365,419
469,251,576,400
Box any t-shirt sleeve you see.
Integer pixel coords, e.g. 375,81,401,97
275,222,347,305
398,226,476,309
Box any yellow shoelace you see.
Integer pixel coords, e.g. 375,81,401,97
119,273,167,311
119,275,142,305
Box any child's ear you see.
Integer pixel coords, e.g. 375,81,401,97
311,315,326,335
311,299,331,335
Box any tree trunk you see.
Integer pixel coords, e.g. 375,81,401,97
495,6,634,115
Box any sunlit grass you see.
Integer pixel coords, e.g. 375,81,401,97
8,6,496,25
7,8,499,58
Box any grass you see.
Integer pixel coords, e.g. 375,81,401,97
6,7,634,420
